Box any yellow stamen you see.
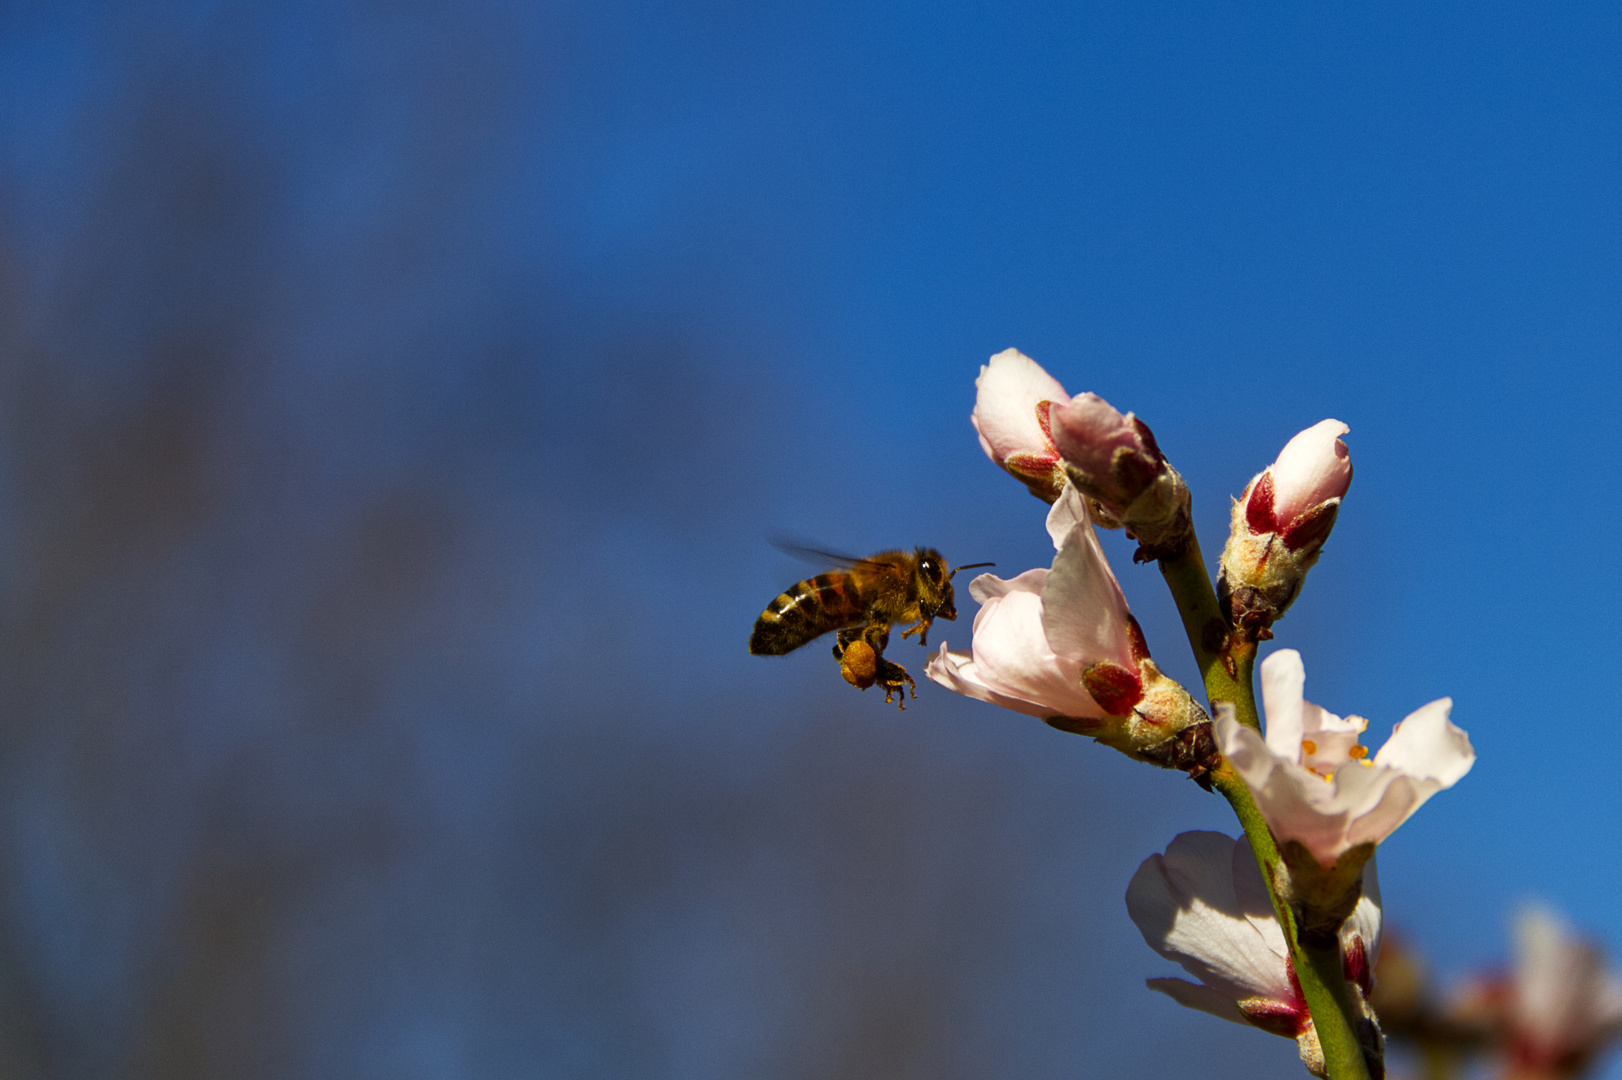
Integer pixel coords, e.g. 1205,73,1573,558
1348,745,1368,760
1301,739,1318,755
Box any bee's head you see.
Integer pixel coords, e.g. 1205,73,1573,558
916,548,954,620
936,556,996,622
917,551,996,623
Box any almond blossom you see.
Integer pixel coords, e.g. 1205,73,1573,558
1219,420,1353,638
971,348,1070,502
925,484,1137,720
1501,906,1622,1078
1215,649,1475,868
1443,906,1622,1079
1126,831,1382,1077
925,485,1208,763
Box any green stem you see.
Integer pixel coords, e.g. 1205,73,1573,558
1160,535,1371,1080
1157,535,1258,730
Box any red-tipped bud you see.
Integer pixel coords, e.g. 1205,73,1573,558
1048,393,1191,561
1082,660,1143,716
1273,419,1353,526
1218,421,1352,639
971,349,1070,502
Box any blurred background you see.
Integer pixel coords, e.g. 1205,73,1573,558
0,1,1619,1076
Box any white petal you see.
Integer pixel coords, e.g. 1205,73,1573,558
1345,856,1383,966
1229,833,1289,955
1517,905,1591,1049
1260,649,1307,760
1372,698,1475,786
971,349,1068,465
1271,419,1352,525
1145,977,1251,1026
1126,831,1295,1003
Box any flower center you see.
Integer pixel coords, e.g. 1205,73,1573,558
1298,719,1372,778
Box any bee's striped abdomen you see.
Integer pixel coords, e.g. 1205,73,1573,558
750,573,866,655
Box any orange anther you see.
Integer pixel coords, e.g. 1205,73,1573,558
1348,745,1368,760
1301,739,1318,756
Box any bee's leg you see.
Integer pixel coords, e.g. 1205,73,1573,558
873,657,917,710
900,616,933,647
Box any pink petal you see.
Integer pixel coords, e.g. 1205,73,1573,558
1215,709,1362,866
971,349,1068,466
1048,392,1139,475
925,644,1060,720
963,588,1103,718
1040,491,1135,669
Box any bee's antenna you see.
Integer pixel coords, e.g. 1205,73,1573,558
949,562,996,579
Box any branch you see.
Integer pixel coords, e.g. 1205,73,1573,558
1160,534,1373,1080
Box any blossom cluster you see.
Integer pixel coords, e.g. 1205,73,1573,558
922,348,1519,1079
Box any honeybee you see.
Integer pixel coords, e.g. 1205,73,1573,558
749,547,993,708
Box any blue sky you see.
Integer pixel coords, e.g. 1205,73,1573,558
1,0,1620,1076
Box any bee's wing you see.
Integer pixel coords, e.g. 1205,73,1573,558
768,538,891,571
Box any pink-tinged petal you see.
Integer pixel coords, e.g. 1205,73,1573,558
1145,978,1253,1026
1371,698,1475,787
925,644,1058,720
1340,772,1426,852
971,349,1068,466
1271,420,1352,526
1049,393,1139,471
967,568,1045,609
964,588,1104,718
1040,491,1135,669
1260,649,1308,760
1044,483,1089,550
1127,832,1296,1004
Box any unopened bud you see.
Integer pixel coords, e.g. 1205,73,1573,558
1049,394,1192,561
971,349,1070,502
1218,420,1352,639
1053,658,1215,778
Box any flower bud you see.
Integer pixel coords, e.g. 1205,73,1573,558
1218,420,1352,639
971,348,1069,502
1049,394,1192,562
